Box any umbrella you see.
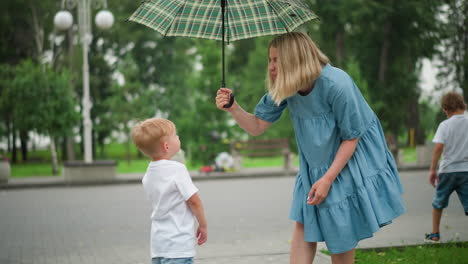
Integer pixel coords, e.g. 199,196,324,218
129,0,318,107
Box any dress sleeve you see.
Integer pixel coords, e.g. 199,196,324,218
254,93,288,123
328,78,375,140
174,164,199,201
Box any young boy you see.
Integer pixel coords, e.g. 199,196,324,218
132,118,207,263
425,92,468,243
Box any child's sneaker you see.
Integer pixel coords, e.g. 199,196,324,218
424,232,440,243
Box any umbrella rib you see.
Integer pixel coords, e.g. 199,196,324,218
265,0,290,33
163,0,188,37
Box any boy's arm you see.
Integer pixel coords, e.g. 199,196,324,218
430,143,444,187
187,193,207,245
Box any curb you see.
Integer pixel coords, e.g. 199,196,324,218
0,165,428,190
0,167,298,190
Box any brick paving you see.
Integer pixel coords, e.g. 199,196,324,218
1,169,467,264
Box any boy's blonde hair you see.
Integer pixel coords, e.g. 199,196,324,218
132,118,176,158
267,32,329,105
441,92,466,113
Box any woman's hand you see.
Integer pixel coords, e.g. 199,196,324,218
307,177,332,205
216,88,235,111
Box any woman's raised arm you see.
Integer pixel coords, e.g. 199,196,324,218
216,88,271,136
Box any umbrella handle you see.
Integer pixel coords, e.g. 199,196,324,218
223,93,235,108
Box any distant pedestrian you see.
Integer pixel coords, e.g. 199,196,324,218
216,32,405,264
425,92,468,243
132,118,207,264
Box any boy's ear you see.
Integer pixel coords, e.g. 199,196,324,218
163,142,169,151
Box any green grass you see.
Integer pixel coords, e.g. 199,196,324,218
10,163,62,177
322,242,468,264
401,147,417,163
8,155,296,178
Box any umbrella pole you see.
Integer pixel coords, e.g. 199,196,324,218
221,0,235,108
221,0,226,88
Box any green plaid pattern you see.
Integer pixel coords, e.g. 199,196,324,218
129,0,318,41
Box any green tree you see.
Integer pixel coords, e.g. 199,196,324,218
103,54,157,163
318,0,439,145
0,0,59,161
107,0,201,160
0,64,15,156
11,60,79,173
436,0,468,101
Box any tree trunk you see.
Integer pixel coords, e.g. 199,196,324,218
12,125,17,164
463,38,468,103
20,130,28,162
30,4,43,61
92,130,97,160
66,137,76,161
461,0,468,103
6,116,11,153
335,29,345,68
385,132,398,165
79,123,84,159
65,27,77,162
378,21,392,83
126,128,131,165
407,96,425,146
50,136,59,175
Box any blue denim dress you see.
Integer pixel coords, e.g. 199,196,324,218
255,64,406,254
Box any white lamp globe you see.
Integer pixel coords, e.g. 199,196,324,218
54,11,73,31
95,10,114,30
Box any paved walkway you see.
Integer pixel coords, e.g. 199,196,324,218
1,165,466,264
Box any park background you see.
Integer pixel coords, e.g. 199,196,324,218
0,0,467,178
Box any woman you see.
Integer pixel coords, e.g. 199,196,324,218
215,32,405,264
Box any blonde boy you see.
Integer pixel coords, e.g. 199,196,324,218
132,118,207,264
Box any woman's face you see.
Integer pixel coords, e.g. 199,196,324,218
268,47,278,81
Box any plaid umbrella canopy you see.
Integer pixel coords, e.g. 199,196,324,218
129,0,318,106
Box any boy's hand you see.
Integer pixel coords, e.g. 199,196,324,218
196,225,207,245
429,169,439,188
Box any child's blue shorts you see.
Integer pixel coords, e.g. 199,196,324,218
152,257,193,264
432,171,468,215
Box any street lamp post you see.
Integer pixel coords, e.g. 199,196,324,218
54,0,114,163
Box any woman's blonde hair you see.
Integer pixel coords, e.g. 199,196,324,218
131,118,176,158
267,32,329,104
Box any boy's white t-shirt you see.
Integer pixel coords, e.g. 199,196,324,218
432,113,468,173
142,160,198,258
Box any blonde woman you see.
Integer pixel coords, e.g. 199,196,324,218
215,32,405,264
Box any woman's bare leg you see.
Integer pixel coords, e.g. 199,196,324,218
290,222,317,264
331,248,355,264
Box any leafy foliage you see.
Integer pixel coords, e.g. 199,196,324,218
0,0,458,166
11,60,79,137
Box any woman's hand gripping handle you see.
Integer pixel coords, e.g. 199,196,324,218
216,88,235,110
